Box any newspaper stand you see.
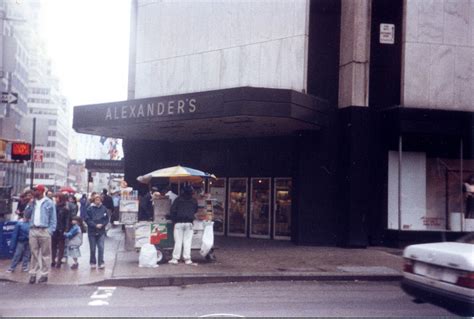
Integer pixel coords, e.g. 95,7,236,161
135,166,217,263
119,189,139,251
150,195,216,263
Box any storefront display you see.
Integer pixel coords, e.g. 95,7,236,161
228,178,247,237
274,178,291,239
250,178,270,238
388,149,474,232
209,178,226,235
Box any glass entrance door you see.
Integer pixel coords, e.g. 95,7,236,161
209,178,226,235
250,178,271,238
228,178,248,237
274,178,292,240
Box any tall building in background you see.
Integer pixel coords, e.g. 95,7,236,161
25,66,70,191
0,0,71,193
0,0,33,194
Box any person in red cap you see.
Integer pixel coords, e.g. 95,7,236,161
23,184,57,284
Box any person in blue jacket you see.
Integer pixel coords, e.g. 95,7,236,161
85,195,109,269
6,215,31,273
64,216,84,269
23,184,56,284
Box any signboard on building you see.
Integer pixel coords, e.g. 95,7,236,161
33,149,43,162
379,23,395,44
11,142,31,161
85,159,124,173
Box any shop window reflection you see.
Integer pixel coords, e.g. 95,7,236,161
274,178,291,240
228,178,247,237
250,178,270,238
387,136,473,232
209,178,226,235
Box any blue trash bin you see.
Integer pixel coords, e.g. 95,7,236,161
0,221,17,259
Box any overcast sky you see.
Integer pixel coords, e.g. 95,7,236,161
39,0,130,107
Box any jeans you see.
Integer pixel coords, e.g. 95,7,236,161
51,231,65,265
88,233,105,265
172,222,193,261
9,241,30,270
29,228,52,277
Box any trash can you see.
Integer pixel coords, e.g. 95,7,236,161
0,221,17,259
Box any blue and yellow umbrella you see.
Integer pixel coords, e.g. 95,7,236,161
137,165,216,184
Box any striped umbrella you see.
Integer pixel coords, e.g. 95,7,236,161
137,165,216,184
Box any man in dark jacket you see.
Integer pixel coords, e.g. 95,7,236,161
168,185,198,265
51,193,71,268
85,195,109,269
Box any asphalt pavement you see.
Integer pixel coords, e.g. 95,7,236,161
0,226,404,287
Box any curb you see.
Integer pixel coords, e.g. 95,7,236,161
88,273,403,288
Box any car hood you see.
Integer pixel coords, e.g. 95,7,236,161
404,242,474,271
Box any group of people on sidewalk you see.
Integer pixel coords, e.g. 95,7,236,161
7,183,208,282
5,186,114,284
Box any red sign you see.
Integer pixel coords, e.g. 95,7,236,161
33,149,43,162
150,224,168,245
11,142,31,161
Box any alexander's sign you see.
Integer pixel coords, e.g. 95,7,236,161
74,92,223,127
105,98,197,121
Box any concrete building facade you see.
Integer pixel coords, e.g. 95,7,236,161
74,0,474,247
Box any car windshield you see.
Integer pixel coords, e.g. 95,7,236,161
456,232,474,244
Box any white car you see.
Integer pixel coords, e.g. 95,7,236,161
401,233,474,316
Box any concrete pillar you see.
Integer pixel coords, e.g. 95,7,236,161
338,0,371,108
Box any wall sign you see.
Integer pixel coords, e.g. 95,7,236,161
379,23,395,44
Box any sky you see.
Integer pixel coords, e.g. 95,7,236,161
39,0,131,107
36,0,130,160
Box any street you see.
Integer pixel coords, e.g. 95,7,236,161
0,280,454,317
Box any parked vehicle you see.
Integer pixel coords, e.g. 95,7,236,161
401,233,474,316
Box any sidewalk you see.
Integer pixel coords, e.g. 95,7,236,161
0,227,403,287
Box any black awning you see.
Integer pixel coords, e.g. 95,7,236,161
73,87,328,141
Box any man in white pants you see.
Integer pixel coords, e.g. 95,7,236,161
168,186,198,265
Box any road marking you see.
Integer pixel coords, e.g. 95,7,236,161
200,315,244,318
88,287,116,306
88,300,109,306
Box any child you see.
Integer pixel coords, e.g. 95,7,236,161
6,215,30,273
64,216,84,269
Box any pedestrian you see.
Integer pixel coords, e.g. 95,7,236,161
139,187,155,221
79,193,88,219
111,190,120,225
6,214,30,273
46,190,54,202
23,184,57,284
163,185,178,204
168,185,198,265
15,190,33,217
101,189,114,216
64,216,84,270
85,194,109,269
464,175,474,219
67,194,79,216
51,193,71,269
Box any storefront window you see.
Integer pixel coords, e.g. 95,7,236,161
250,178,270,238
209,178,226,235
388,137,473,231
274,178,291,239
228,178,247,237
